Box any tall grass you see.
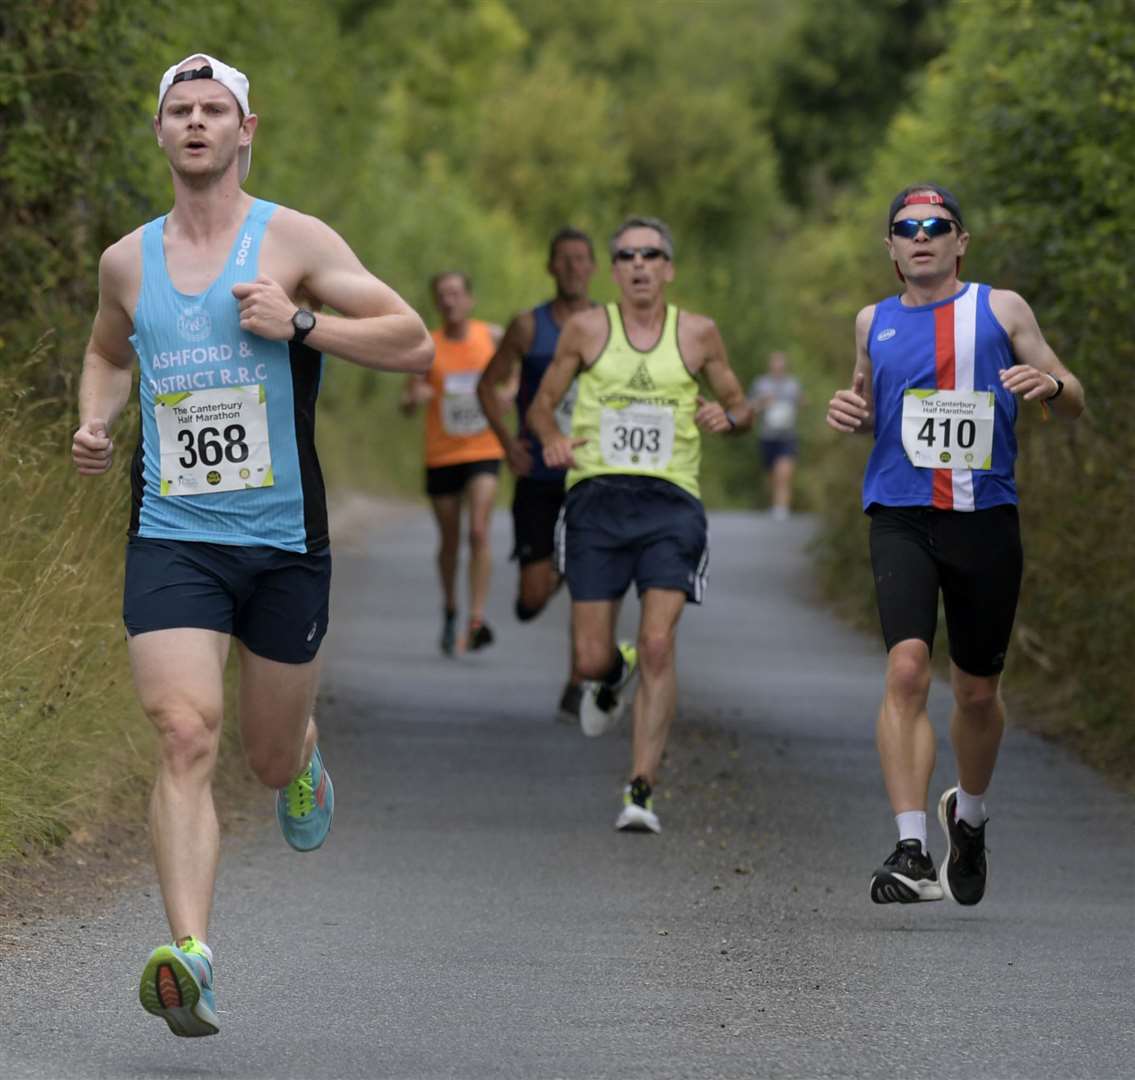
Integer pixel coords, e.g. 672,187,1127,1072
0,357,153,858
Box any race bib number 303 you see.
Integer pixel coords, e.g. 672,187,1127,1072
599,404,675,470
901,388,995,471
155,385,273,496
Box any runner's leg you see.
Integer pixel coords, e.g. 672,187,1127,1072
129,628,229,944
518,558,560,616
877,638,936,813
572,599,620,678
948,665,1004,797
466,470,498,624
430,493,462,614
237,646,323,789
771,454,795,513
630,588,687,785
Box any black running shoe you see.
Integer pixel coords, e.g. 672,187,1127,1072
467,620,495,652
440,609,457,656
937,787,989,906
556,682,583,724
869,840,944,904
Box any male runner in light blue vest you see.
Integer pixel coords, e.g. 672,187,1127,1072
71,53,433,1037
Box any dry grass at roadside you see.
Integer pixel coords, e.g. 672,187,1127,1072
0,364,257,865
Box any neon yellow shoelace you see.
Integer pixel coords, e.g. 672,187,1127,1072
284,765,314,818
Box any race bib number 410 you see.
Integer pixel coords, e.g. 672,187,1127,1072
901,388,994,470
599,403,675,470
155,385,273,495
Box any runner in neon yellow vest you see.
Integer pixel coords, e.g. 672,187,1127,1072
527,215,752,834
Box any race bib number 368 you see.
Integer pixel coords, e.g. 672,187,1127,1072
901,388,994,471
599,404,675,470
155,385,273,496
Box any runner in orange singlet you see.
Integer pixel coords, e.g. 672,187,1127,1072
401,271,506,654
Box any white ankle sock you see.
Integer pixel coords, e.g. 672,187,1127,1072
178,937,213,964
895,811,927,853
954,785,987,826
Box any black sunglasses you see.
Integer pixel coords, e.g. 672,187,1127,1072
613,246,670,262
890,217,958,239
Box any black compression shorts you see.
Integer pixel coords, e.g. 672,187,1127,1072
868,504,1022,677
511,476,565,565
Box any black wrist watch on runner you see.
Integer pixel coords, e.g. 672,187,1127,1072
1044,375,1064,402
292,308,316,345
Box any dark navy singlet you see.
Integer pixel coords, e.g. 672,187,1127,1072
129,199,328,552
863,283,1019,513
516,301,569,484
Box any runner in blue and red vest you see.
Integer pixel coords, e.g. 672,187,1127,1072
826,184,1084,908
477,227,597,722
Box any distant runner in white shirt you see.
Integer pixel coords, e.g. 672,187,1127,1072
748,351,803,519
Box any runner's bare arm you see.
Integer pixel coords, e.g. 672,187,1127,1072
233,211,433,374
528,310,597,468
688,316,753,434
827,305,875,434
73,239,140,475
399,373,433,416
477,312,535,474
989,290,1085,417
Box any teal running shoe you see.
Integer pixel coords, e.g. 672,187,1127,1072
139,937,219,1037
276,744,334,851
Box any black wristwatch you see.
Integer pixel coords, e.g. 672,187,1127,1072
1044,375,1064,402
291,308,316,345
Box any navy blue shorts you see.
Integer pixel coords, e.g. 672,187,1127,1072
760,437,797,469
556,477,709,603
123,537,331,664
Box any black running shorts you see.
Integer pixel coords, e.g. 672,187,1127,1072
868,504,1023,676
511,476,566,566
557,476,709,604
123,537,331,664
424,459,500,497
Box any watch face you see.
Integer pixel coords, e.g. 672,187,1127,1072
294,310,316,332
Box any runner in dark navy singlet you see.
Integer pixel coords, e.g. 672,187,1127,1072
826,183,1084,908
71,53,432,1037
477,228,597,721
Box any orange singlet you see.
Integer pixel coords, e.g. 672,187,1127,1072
423,320,504,468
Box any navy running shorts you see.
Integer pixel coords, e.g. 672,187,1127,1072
123,537,331,664
759,436,797,470
868,503,1023,677
425,459,500,497
556,476,709,604
511,476,566,565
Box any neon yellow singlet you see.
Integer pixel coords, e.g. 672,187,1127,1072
567,303,701,499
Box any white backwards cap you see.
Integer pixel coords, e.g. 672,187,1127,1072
157,54,253,183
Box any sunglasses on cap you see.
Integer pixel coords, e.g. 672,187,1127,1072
613,246,670,262
890,217,958,239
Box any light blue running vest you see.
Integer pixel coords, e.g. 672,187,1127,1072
129,199,328,552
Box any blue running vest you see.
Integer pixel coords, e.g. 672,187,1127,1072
863,283,1018,512
516,301,566,484
129,199,328,552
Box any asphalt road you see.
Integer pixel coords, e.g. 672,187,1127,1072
2,508,1132,1079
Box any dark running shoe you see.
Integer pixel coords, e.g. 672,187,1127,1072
937,787,989,906
556,682,583,724
467,620,495,652
440,609,457,656
870,839,944,904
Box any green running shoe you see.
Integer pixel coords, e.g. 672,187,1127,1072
276,744,334,851
139,936,218,1037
